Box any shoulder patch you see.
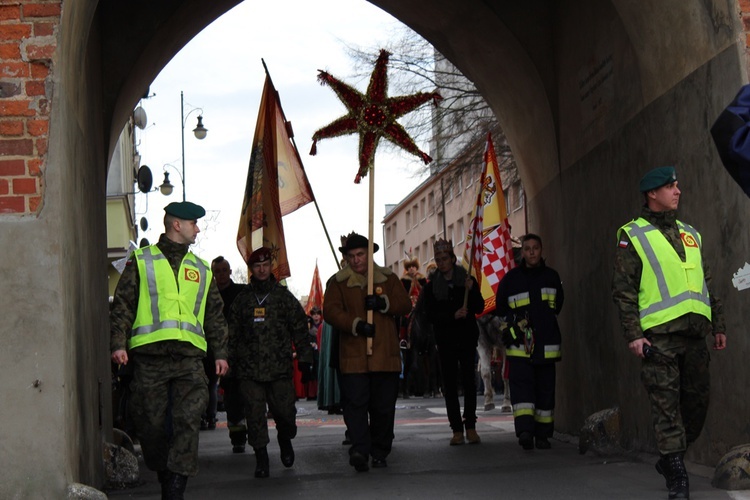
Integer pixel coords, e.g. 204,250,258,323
618,239,629,248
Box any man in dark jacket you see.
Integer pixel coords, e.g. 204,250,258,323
110,201,229,500
211,256,247,453
227,247,312,479
422,239,484,446
495,233,563,451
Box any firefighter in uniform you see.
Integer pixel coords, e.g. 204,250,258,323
110,201,229,500
494,233,564,451
612,166,726,500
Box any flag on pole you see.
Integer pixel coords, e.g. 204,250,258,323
305,262,324,315
462,132,516,315
237,74,314,280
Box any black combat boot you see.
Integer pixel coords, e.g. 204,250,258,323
665,452,689,499
164,473,188,500
254,447,270,478
157,470,171,500
278,436,295,467
655,455,669,488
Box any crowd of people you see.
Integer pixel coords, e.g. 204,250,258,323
110,162,728,499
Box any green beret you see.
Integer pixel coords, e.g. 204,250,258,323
639,166,677,193
164,201,206,220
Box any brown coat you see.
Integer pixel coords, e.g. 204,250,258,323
323,263,411,374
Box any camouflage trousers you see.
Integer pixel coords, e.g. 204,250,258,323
641,334,710,455
129,354,208,476
238,378,297,450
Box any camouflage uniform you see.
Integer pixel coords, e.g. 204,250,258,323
109,234,228,477
227,276,312,450
612,206,725,454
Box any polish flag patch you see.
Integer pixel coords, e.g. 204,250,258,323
618,239,629,248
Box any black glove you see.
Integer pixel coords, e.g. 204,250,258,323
364,294,387,311
355,321,375,337
501,324,519,348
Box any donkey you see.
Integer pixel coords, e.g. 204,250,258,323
476,314,511,412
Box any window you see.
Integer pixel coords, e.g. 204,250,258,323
412,204,419,228
385,225,392,247
428,192,435,214
457,218,465,244
393,222,397,241
437,211,444,237
405,210,411,230
420,198,426,221
422,241,428,263
447,224,454,244
399,241,405,262
445,182,453,202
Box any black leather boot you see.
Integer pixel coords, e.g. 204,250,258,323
165,473,188,500
254,447,270,478
157,470,172,500
665,452,689,499
655,455,669,488
278,437,295,468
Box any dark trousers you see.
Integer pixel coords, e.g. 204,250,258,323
438,344,478,432
202,354,218,422
508,357,555,438
340,372,399,460
221,376,247,446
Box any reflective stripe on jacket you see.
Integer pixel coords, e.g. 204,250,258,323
129,246,211,351
619,217,711,331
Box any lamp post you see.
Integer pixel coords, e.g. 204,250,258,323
158,164,182,197
160,91,208,200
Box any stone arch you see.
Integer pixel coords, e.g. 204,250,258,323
2,0,750,496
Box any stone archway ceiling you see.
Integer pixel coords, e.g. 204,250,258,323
97,0,242,160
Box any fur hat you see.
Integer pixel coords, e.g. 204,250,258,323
403,252,420,271
339,232,379,254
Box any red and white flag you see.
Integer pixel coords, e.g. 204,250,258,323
462,132,516,315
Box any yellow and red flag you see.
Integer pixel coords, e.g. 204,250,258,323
462,133,516,315
237,73,314,280
305,262,324,315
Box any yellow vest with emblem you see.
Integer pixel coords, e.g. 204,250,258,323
619,217,711,331
129,246,211,351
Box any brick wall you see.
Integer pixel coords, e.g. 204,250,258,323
0,1,59,215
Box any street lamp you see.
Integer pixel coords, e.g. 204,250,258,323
158,164,182,197
161,91,208,200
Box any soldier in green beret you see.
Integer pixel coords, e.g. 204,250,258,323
611,167,726,500
110,201,229,500
227,247,313,479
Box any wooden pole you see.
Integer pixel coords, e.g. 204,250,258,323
367,164,375,356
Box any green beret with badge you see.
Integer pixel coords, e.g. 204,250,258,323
164,201,206,220
639,166,677,193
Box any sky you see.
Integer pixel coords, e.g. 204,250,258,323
132,0,430,298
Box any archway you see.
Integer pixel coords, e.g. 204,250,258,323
1,0,748,496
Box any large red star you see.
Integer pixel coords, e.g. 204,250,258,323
310,49,442,183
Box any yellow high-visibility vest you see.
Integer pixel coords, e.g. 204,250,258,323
129,246,211,351
619,217,711,331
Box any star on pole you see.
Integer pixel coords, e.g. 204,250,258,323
309,49,442,183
